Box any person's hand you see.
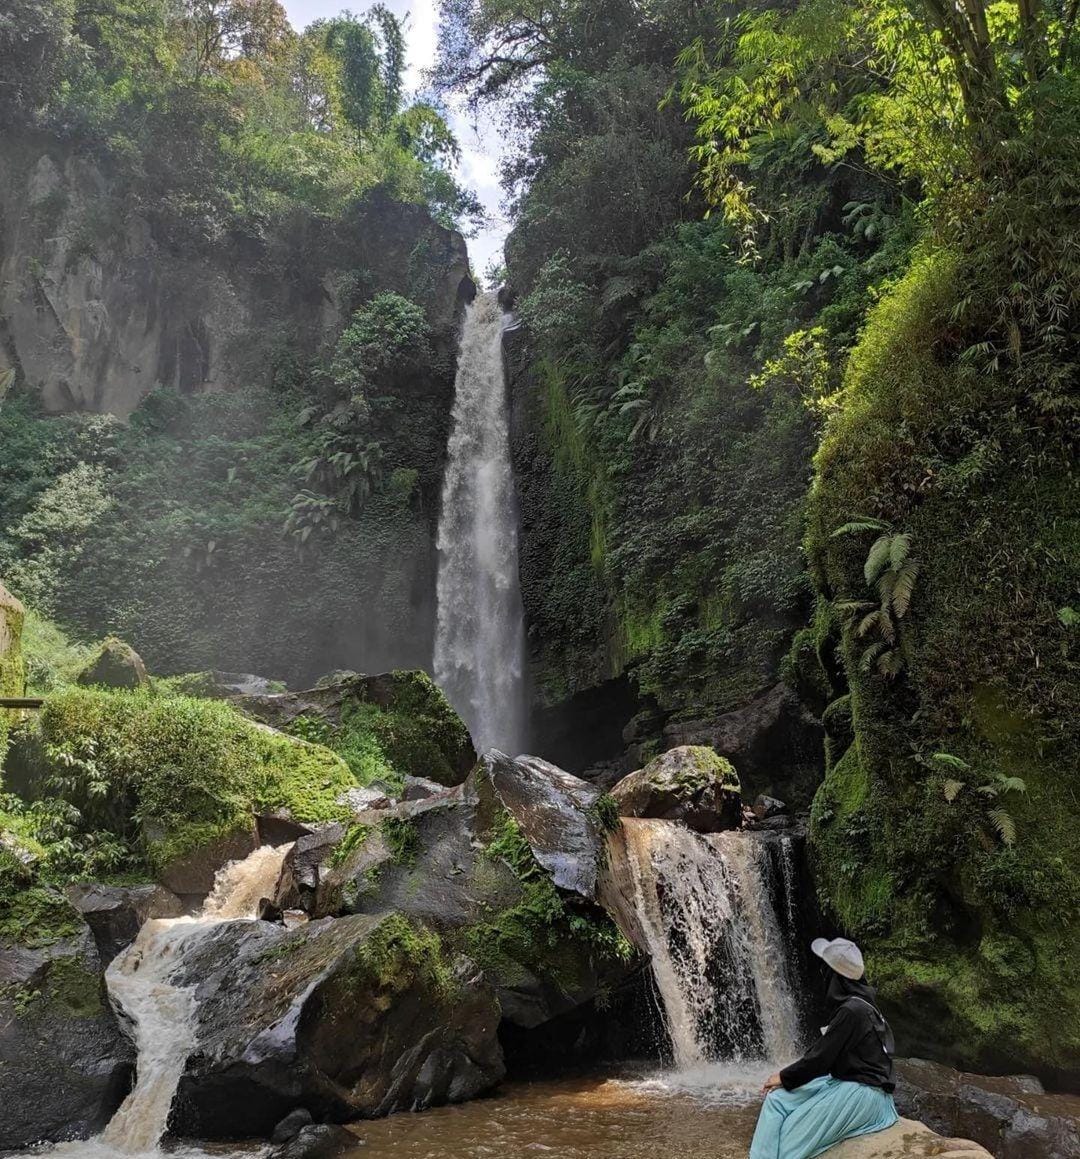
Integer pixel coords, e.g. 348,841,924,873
761,1073,783,1095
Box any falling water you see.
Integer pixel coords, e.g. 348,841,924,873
434,291,527,754
42,844,292,1158
613,819,803,1073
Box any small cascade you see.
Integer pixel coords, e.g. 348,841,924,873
613,819,803,1073
48,843,292,1158
434,290,527,754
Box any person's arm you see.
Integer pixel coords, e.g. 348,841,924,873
777,1005,859,1090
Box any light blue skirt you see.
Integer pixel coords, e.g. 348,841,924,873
748,1075,899,1159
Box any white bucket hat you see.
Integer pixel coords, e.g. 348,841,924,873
811,936,865,980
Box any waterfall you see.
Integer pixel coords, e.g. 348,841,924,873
42,844,292,1158
613,819,803,1073
434,290,527,755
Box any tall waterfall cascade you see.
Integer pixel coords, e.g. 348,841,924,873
613,819,804,1073
434,291,527,755
46,844,292,1159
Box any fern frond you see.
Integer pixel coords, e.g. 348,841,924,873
931,752,971,771
865,534,892,584
987,808,1017,846
975,784,1000,797
889,532,912,570
891,560,919,617
943,778,964,803
857,611,883,638
999,776,1028,794
832,517,891,538
877,648,905,678
859,642,887,672
835,599,876,617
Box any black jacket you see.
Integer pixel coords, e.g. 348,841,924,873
780,975,896,1093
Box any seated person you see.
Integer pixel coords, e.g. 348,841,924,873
749,937,899,1159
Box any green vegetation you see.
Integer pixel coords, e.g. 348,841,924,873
351,912,456,996
438,0,1079,1077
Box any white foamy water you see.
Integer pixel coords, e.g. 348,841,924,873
434,291,527,754
23,844,291,1159
613,819,804,1073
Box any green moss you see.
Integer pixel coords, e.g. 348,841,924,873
380,816,420,866
44,955,104,1018
326,823,372,869
24,686,356,875
352,912,454,995
587,793,621,834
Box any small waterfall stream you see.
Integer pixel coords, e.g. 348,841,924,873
434,291,527,755
612,819,803,1074
45,844,292,1158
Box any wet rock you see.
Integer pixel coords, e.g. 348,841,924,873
65,881,184,964
76,636,148,689
169,912,504,1137
337,786,392,812
273,1124,359,1159
753,794,789,819
155,823,259,896
819,1119,991,1157
271,1106,314,1142
235,670,475,786
894,1057,1080,1159
611,745,742,833
281,754,637,1033
0,923,134,1148
402,775,449,800
486,751,607,898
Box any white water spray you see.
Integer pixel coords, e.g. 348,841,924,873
434,291,527,755
613,819,803,1074
40,844,292,1159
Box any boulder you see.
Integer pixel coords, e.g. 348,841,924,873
277,753,638,1032
611,745,742,833
168,912,504,1137
894,1057,1080,1159
76,636,148,689
271,1107,315,1143
272,1124,358,1159
0,923,134,1148
65,881,184,964
235,670,476,787
402,775,450,800
155,824,259,897
819,1119,991,1157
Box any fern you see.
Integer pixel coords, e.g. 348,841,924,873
888,532,912,570
891,561,919,617
943,778,964,803
831,516,891,537
987,808,1017,846
931,752,972,771
864,534,893,584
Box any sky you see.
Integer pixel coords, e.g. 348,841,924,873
280,0,508,281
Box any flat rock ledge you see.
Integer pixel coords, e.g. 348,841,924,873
820,1119,991,1158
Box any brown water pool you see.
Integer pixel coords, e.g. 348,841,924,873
348,1065,770,1158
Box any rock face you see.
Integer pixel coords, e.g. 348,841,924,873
169,912,504,1137
0,924,134,1148
76,637,149,689
662,682,824,806
155,824,259,897
894,1057,1080,1159
235,670,476,787
611,745,742,833
0,142,471,418
65,882,184,964
819,1119,991,1157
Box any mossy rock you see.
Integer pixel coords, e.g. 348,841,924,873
0,583,26,764
611,745,743,832
76,636,148,690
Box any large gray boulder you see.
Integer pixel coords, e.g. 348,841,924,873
274,752,637,1031
169,912,504,1138
611,745,742,833
76,636,149,689
0,921,134,1148
894,1057,1080,1159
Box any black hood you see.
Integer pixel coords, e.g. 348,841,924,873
826,971,880,1010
